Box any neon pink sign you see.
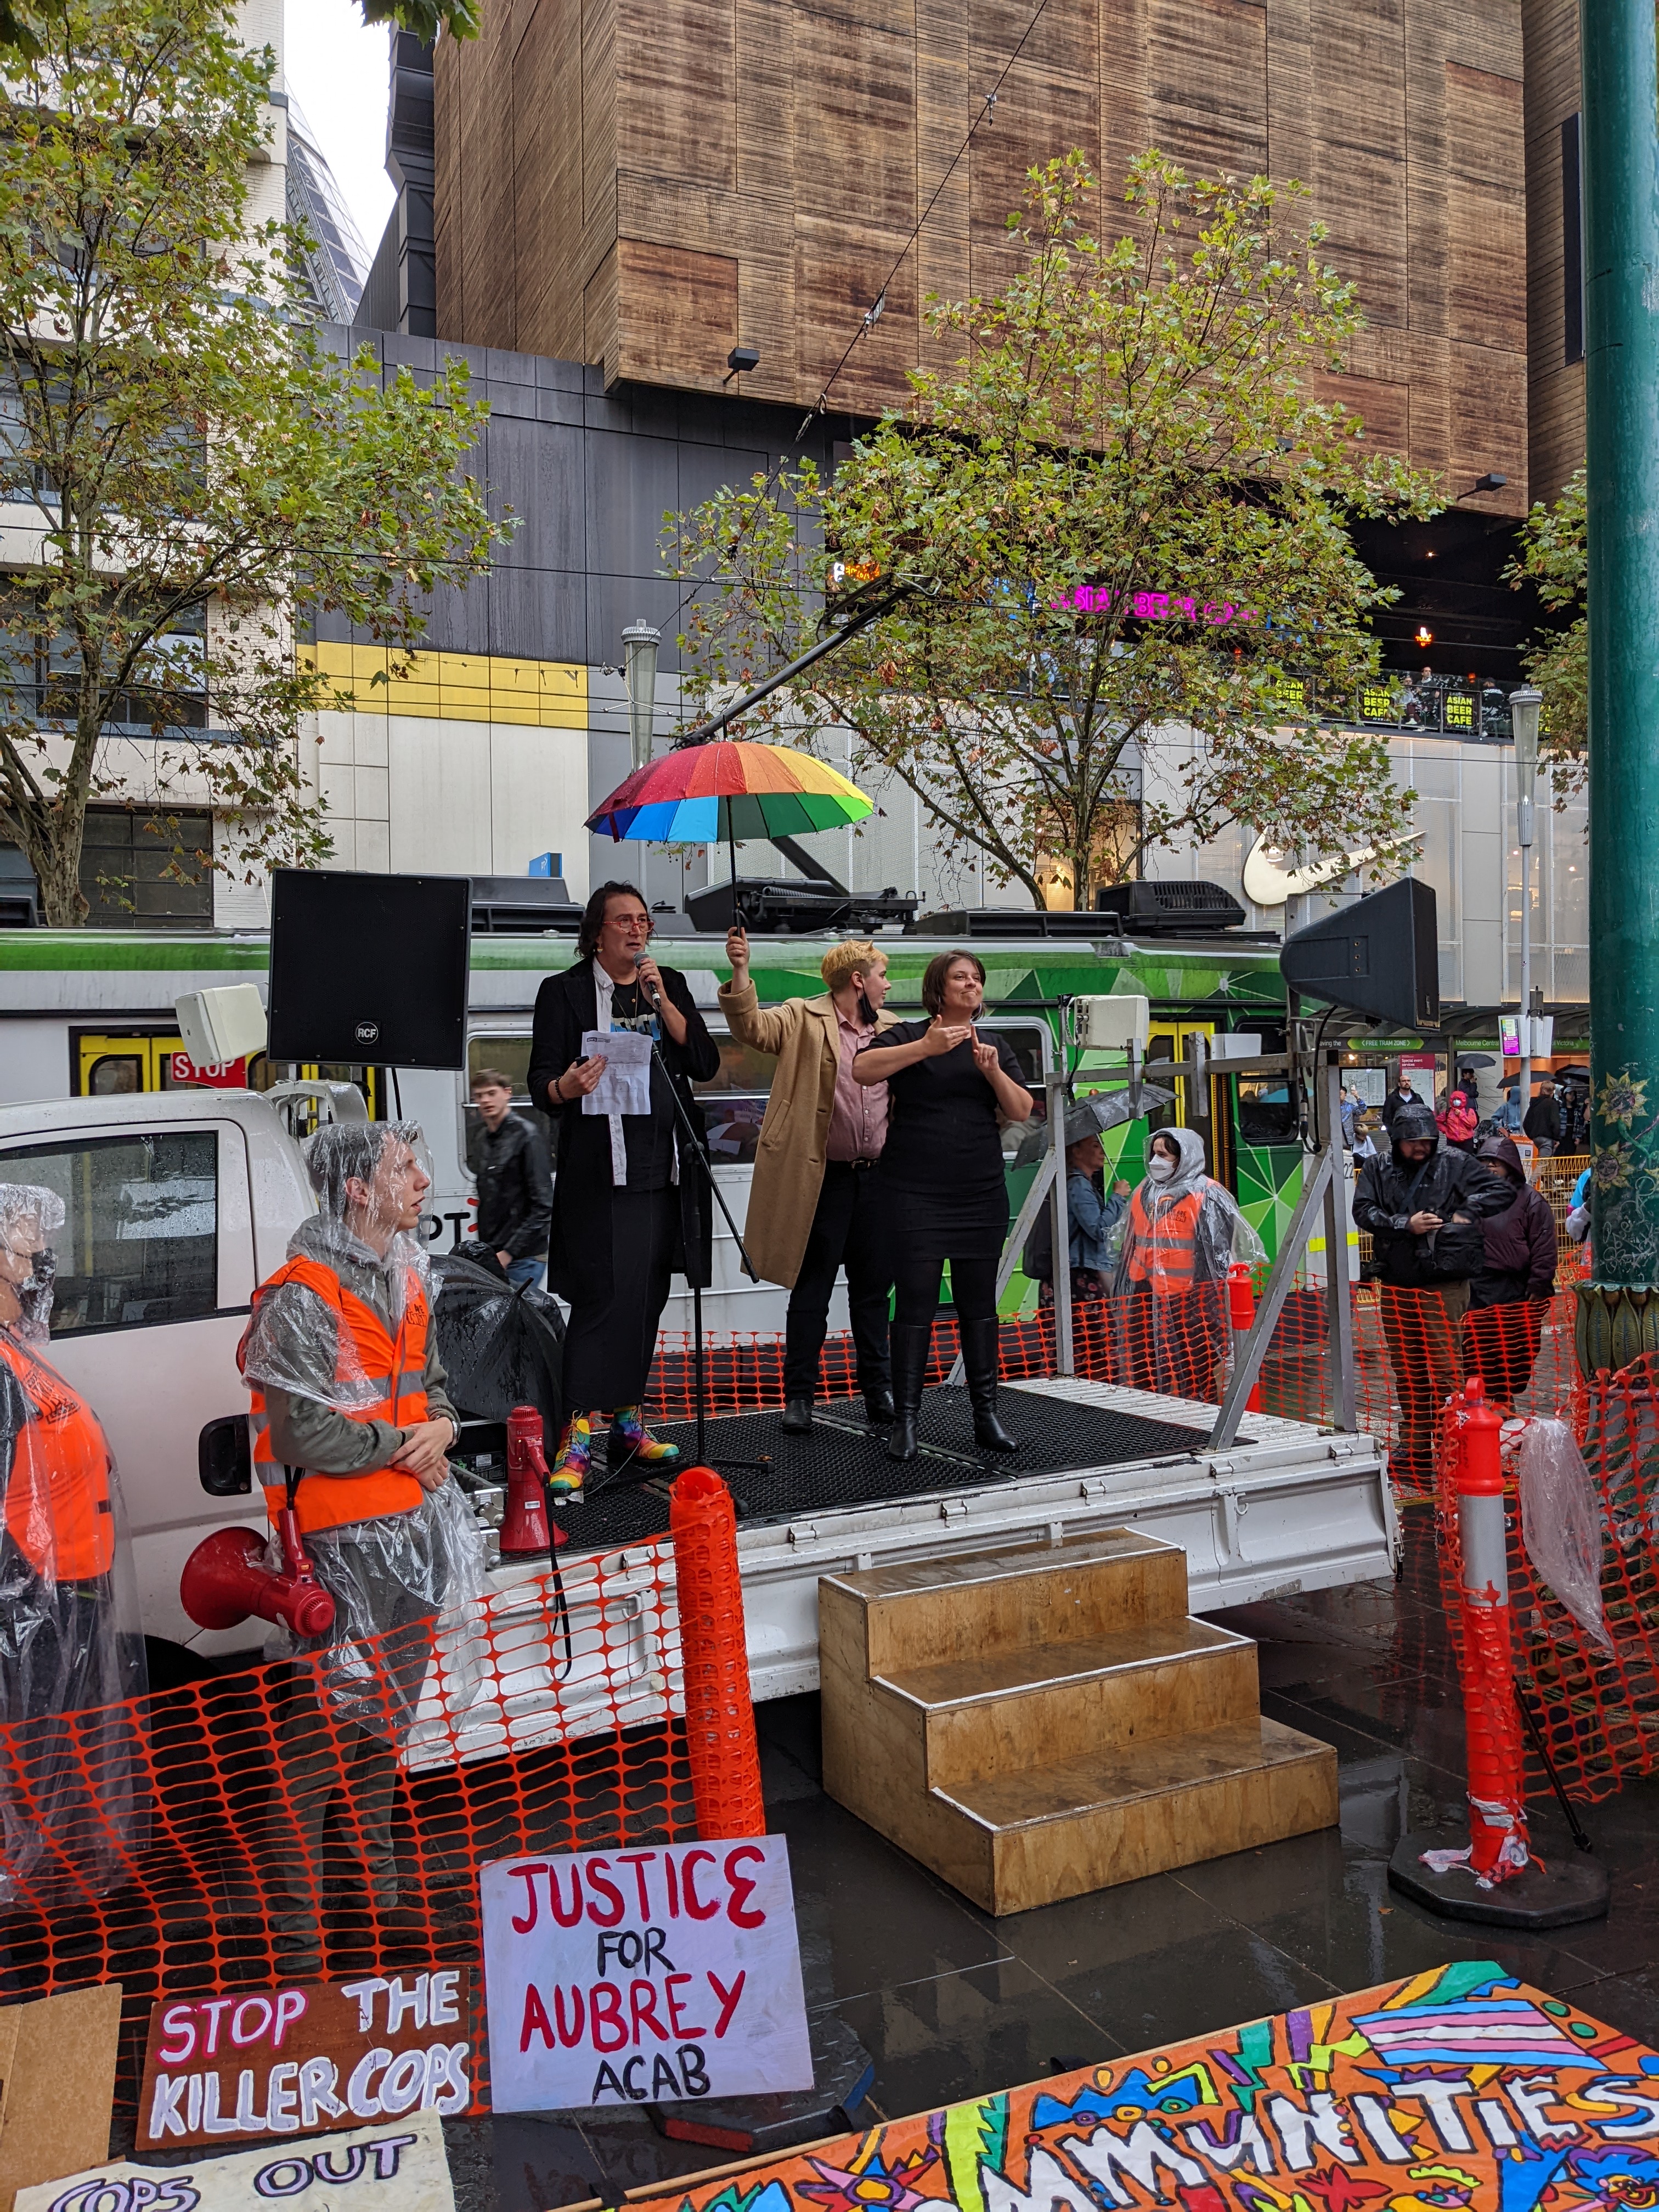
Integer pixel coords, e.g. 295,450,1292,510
1057,585,1259,624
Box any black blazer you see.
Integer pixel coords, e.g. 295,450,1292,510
527,961,721,1304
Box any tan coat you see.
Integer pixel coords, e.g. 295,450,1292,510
716,977,901,1288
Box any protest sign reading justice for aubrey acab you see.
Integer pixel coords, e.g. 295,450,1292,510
481,1838,813,2112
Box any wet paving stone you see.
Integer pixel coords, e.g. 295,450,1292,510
466,1515,1659,2212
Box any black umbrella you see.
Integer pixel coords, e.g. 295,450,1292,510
430,1246,565,1441
1011,1085,1176,1170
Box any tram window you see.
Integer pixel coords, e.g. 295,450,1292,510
990,1024,1047,1157
1237,1077,1298,1146
465,1035,552,1165
87,1053,144,1095
0,1130,219,1335
693,1032,776,1165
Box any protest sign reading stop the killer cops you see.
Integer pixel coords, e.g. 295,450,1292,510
136,1973,475,2150
481,1838,812,2112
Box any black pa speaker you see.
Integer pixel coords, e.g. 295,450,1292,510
1279,877,1439,1031
268,869,472,1069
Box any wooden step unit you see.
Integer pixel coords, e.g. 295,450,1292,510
820,1528,1338,1915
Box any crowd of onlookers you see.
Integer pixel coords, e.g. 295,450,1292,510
1342,1062,1588,1477
1339,1066,1587,1165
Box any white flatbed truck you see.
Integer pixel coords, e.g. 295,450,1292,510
0,1086,1397,1724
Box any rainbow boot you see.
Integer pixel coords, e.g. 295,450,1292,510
547,1414,592,1497
607,1406,682,1472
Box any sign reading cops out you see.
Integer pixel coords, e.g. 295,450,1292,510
481,1837,813,2112
15,2113,453,2212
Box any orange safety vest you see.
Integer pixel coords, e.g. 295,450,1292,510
241,1254,428,1537
1,1331,116,1582
1124,1185,1205,1299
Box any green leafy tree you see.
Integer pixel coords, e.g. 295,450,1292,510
669,153,1441,909
0,0,476,60
1508,466,1587,793
0,0,506,924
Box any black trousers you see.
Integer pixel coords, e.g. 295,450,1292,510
785,1162,894,1398
563,1186,679,1411
891,1252,1000,1329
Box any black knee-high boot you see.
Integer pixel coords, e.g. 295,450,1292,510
885,1323,933,1460
960,1315,1018,1453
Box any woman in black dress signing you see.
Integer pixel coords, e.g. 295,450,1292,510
852,949,1034,1459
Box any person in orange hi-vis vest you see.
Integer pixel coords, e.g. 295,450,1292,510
238,1121,487,1974
1110,1127,1263,1404
0,1182,146,1907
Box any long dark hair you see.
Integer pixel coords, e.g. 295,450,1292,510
578,880,651,961
921,948,986,1017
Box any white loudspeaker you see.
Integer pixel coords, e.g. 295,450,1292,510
174,983,268,1069
1075,994,1150,1053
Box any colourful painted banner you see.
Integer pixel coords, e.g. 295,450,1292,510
616,1966,1659,2212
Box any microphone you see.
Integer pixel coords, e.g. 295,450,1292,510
640,968,663,1012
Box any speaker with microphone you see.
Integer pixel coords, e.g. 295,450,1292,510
268,867,472,1069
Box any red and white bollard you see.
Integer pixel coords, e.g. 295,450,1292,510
1387,1376,1608,1927
1227,1262,1264,1413
1449,1379,1529,1882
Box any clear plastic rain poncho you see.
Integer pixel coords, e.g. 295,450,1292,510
0,1183,149,1905
1518,1417,1613,1655
1109,1127,1266,1402
238,1124,488,1742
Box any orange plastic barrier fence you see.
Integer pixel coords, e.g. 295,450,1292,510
1426,1351,1659,1805
669,1467,765,1841
0,1545,694,2109
646,1281,1582,1496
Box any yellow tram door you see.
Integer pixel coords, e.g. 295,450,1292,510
74,1031,187,1096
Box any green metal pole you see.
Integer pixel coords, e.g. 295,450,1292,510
1576,0,1659,1375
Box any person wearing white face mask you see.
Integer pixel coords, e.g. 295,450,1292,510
1111,1127,1262,1401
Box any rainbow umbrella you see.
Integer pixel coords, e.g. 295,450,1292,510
585,739,872,886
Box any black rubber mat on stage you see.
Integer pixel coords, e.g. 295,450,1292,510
557,1387,1217,1554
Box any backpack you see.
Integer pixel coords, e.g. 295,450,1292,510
1023,1201,1054,1284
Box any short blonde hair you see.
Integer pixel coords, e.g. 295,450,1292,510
821,938,884,992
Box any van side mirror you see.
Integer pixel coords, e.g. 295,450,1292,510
199,1414,252,1496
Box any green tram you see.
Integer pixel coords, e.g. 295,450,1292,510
0,915,1305,1324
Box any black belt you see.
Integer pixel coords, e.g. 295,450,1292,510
829,1156,882,1170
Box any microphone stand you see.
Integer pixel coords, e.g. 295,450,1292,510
645,1032,772,1477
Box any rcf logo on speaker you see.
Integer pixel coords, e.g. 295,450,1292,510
354,1020,380,1045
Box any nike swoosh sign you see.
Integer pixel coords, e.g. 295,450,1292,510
1242,828,1424,907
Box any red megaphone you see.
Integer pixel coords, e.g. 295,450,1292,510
501,1403,565,1556
180,1507,337,1638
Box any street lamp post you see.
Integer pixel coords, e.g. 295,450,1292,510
622,619,661,772
1509,686,1543,1132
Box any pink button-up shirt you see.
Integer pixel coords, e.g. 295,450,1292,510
826,1008,887,1162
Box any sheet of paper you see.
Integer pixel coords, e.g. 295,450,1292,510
579,1026,652,1118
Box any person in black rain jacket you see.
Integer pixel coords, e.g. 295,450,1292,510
1352,1102,1511,1486
467,1070,552,1289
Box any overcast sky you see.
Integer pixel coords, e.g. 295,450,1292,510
284,0,395,267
